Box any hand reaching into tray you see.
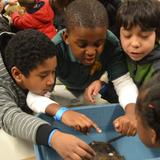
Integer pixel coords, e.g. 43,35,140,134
61,110,102,134
50,130,96,160
113,103,137,136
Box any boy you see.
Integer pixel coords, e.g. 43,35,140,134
10,0,56,39
0,29,97,160
52,0,138,136
116,0,160,87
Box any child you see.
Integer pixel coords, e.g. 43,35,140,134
51,0,138,136
10,0,56,39
0,29,97,160
0,0,17,13
97,0,160,134
116,0,160,88
136,74,160,147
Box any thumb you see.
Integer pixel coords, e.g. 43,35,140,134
114,121,120,128
113,120,121,132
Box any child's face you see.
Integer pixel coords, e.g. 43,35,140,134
18,56,57,96
136,111,158,147
120,25,156,61
63,26,107,65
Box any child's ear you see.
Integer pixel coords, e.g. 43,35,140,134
11,66,23,83
150,128,157,146
62,30,69,45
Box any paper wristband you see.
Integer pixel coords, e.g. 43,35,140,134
54,107,69,121
48,129,57,146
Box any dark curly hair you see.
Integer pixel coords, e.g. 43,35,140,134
116,0,160,41
136,74,160,143
64,0,108,31
5,29,57,77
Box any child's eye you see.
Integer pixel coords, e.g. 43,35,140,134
94,41,104,47
39,74,47,79
140,34,149,39
78,43,87,48
77,41,87,48
123,33,132,38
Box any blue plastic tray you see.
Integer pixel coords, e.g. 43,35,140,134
34,104,160,160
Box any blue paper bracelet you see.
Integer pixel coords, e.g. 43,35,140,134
54,107,69,121
48,129,57,147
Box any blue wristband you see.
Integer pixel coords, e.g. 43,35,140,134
54,107,69,121
48,129,57,147
4,0,8,6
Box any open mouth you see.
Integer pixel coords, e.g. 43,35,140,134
85,59,95,65
84,56,96,64
130,52,141,57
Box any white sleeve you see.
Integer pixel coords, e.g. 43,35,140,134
26,91,58,113
112,72,138,109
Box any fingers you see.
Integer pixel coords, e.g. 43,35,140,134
113,120,122,133
113,117,137,136
73,118,101,134
79,141,96,157
65,141,96,160
85,90,96,103
77,115,102,133
84,81,101,103
91,121,102,133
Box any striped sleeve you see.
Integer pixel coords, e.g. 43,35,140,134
0,86,51,144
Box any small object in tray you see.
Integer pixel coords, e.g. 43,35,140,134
89,141,125,160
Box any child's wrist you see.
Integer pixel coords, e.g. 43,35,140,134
48,129,57,147
54,107,69,121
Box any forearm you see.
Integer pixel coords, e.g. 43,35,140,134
0,103,51,144
112,72,138,109
27,91,59,114
125,103,136,115
45,103,61,115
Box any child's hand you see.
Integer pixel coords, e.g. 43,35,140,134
50,130,96,160
61,110,102,133
84,80,103,103
113,114,137,136
113,103,137,136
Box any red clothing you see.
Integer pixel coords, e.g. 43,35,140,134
11,0,56,39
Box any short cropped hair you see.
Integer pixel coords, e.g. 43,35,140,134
116,0,160,39
64,0,108,31
5,29,57,77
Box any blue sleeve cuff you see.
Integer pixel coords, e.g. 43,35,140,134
54,107,69,121
48,129,57,147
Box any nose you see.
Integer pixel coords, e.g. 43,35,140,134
86,46,96,56
131,38,141,48
46,74,55,86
